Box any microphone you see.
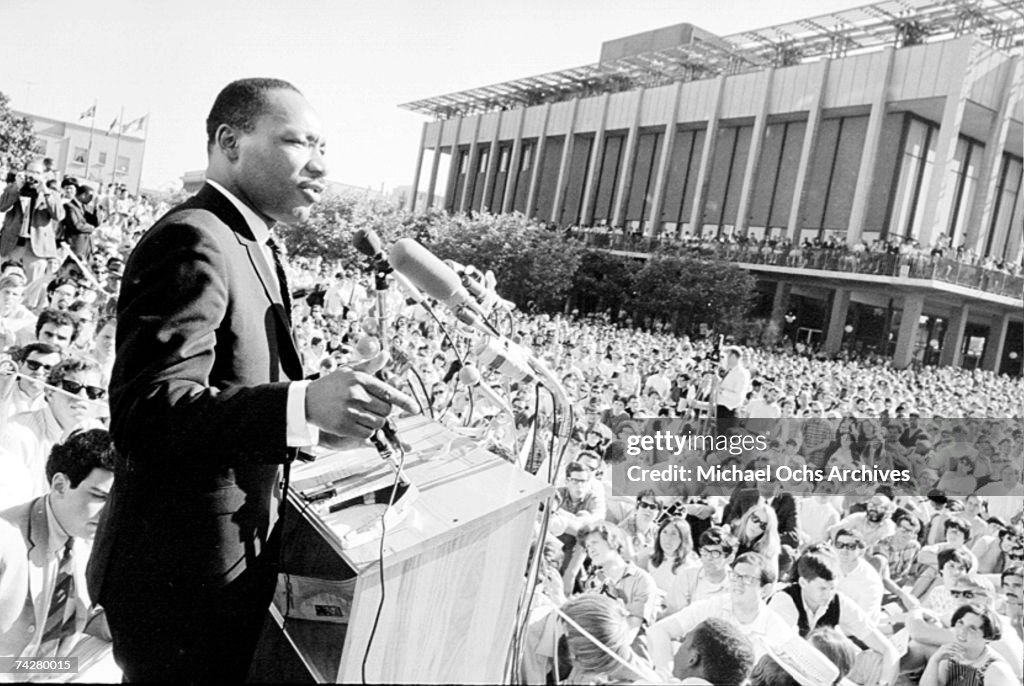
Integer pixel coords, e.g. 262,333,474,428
354,228,392,342
388,238,487,331
458,364,515,419
353,228,386,263
472,337,535,384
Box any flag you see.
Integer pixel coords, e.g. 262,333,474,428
79,104,95,120
122,115,148,134
107,117,120,134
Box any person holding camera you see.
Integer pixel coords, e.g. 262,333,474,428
0,162,63,281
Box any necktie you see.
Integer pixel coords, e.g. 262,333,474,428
266,235,292,323
41,539,77,647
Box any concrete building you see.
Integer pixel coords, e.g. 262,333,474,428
14,110,146,194
401,0,1023,375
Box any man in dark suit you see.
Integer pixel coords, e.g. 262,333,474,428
89,78,415,682
59,181,99,261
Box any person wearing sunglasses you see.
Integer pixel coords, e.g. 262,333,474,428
733,505,781,580
667,526,737,614
769,546,900,686
909,575,1023,684
649,552,795,672
0,357,105,503
0,342,61,421
833,528,884,623
998,566,1023,642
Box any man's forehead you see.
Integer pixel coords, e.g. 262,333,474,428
263,90,323,138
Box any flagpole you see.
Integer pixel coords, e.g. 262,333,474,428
110,105,124,186
135,113,150,195
84,99,97,183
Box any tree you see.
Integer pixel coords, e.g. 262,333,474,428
570,250,637,320
0,92,40,172
627,254,756,335
427,212,582,313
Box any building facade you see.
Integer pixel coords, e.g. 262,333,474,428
402,0,1023,375
14,110,146,194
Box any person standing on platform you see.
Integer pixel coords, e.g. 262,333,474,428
88,78,415,683
716,347,750,420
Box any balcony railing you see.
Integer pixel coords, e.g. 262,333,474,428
571,231,1024,300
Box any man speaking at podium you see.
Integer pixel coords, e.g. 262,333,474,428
88,79,415,682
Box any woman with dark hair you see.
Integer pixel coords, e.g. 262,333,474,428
645,517,697,605
920,603,1017,686
937,457,980,496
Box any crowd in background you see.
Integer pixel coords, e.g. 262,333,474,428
0,162,1021,684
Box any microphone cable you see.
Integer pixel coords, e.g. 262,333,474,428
360,436,406,684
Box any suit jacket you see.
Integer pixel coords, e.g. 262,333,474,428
0,497,92,658
60,198,98,259
88,183,304,606
0,184,61,259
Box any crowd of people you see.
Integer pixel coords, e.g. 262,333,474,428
0,133,1021,685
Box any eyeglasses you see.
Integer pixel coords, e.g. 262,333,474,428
636,501,660,511
566,477,589,485
949,589,979,600
835,541,862,551
700,548,724,559
24,359,53,372
60,379,107,400
750,514,767,531
729,570,760,586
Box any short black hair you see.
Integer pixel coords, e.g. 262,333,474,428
46,428,116,488
47,356,101,388
47,276,77,298
206,78,301,147
699,525,736,556
676,617,755,685
14,342,60,363
796,547,841,582
950,603,1002,641
35,308,79,339
938,546,973,572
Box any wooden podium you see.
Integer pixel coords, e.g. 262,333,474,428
253,414,552,683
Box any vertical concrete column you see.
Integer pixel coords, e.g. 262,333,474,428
940,304,971,367
893,293,926,369
981,313,1011,372
824,288,852,355
769,281,793,329
788,59,831,242
611,89,645,229
458,116,482,213
847,47,896,245
965,56,1022,252
688,75,728,236
425,120,445,209
550,98,581,224
502,109,527,214
525,103,552,219
408,121,428,212
480,112,503,213
580,93,612,227
443,117,464,212
735,68,775,235
917,39,976,249
646,82,684,237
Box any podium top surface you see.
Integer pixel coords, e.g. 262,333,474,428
287,415,552,571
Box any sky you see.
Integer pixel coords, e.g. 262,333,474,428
1,0,864,193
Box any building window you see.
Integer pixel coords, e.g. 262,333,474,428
985,154,1023,259
498,147,511,173
116,156,130,175
887,116,937,240
520,143,533,172
944,136,981,244
97,152,107,166
72,147,88,165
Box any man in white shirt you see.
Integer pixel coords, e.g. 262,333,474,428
834,528,884,623
649,552,795,671
716,347,750,419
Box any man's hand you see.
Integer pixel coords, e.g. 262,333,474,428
305,363,417,440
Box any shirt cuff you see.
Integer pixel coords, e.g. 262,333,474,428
287,380,320,448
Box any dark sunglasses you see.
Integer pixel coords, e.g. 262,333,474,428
835,541,862,551
949,589,978,599
60,379,107,400
637,501,660,511
24,359,53,372
750,514,767,531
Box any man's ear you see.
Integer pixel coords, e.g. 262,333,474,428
214,125,241,161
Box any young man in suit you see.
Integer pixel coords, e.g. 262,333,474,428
91,78,416,682
0,429,114,659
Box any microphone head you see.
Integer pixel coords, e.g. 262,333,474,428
355,335,381,360
353,228,382,258
458,365,482,387
389,238,465,305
